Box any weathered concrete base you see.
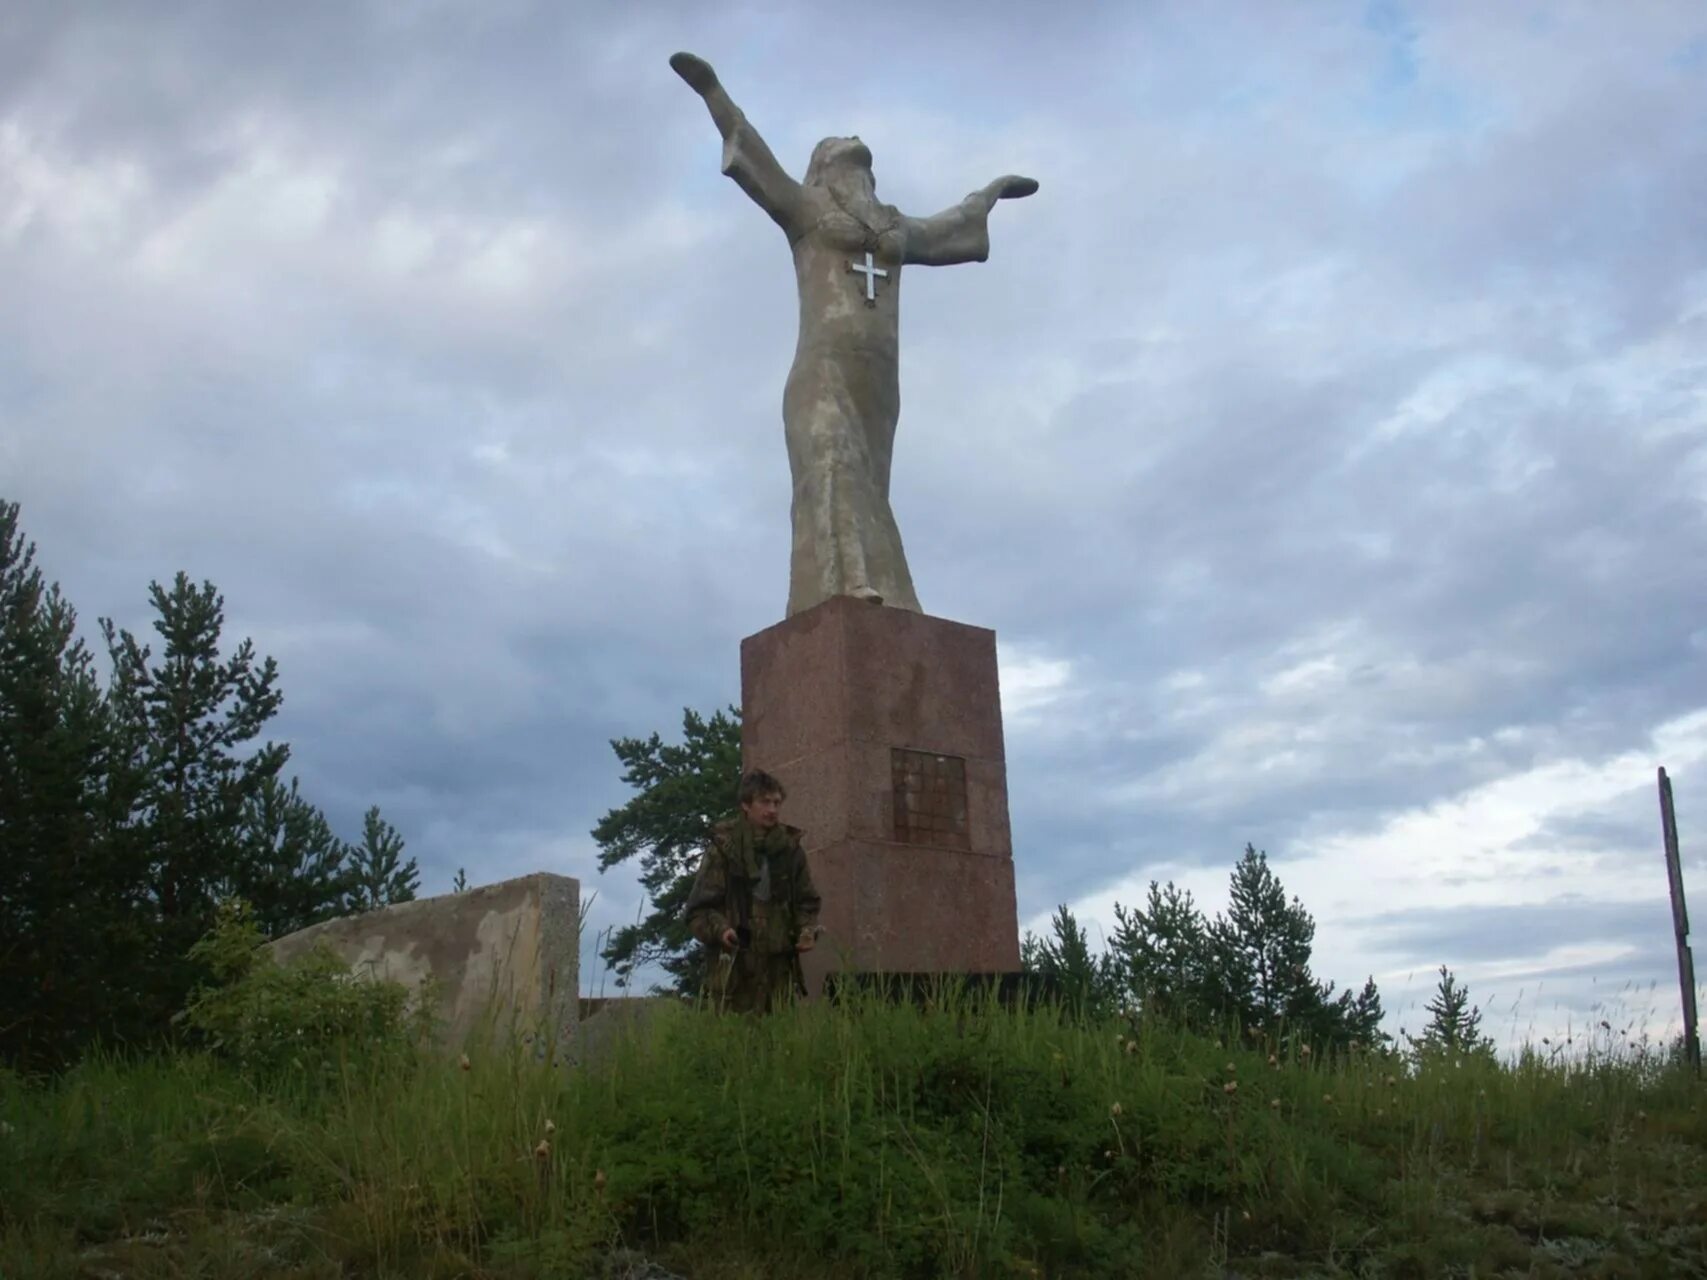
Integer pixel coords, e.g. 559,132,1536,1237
269,872,579,1064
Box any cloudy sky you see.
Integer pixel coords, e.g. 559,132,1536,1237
5,2,1704,1049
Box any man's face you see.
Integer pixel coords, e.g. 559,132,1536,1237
741,790,783,830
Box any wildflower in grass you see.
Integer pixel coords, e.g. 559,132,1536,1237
1322,1093,1334,1104
1225,1061,1236,1074
1267,1054,1278,1068
1635,1109,1647,1121
1110,1102,1123,1117
1241,1209,1252,1222
1223,1080,1238,1095
1300,1044,1312,1059
1386,1075,1397,1087
1125,1039,1139,1055
545,1119,556,1135
459,1053,471,1072
594,1169,607,1192
534,1138,551,1160
1269,1098,1280,1111
1375,1108,1385,1118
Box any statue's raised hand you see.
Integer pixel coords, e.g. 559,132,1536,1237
990,175,1039,200
669,51,721,97
969,175,1039,215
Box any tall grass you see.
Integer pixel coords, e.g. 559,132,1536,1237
2,984,1702,1278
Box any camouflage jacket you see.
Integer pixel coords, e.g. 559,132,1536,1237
684,817,822,956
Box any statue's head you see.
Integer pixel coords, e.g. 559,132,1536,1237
805,136,875,191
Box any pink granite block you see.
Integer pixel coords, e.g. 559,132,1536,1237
741,596,1021,994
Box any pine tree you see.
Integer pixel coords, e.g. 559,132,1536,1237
1107,880,1210,1022
1026,903,1116,1019
1338,974,1388,1047
1203,844,1325,1032
3,510,394,1059
592,706,742,993
100,572,289,1026
1414,965,1494,1060
229,774,352,937
0,501,145,1067
346,805,420,912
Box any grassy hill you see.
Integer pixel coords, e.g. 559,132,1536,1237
2,988,1702,1278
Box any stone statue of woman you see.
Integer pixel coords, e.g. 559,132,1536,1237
670,51,1038,618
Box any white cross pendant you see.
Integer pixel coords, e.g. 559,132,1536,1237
847,251,888,307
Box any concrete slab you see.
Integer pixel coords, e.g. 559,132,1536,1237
268,872,579,1064
570,996,684,1073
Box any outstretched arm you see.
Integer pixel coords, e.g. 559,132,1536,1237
670,52,804,235
903,174,1039,267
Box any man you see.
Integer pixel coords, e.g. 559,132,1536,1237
684,769,822,1013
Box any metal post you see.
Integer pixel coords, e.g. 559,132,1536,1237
1658,767,1701,1075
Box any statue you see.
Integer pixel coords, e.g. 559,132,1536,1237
670,51,1037,617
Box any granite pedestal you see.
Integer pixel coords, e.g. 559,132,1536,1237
740,596,1021,995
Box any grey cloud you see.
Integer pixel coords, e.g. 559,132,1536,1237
1352,900,1696,1052
1510,793,1669,859
1350,898,1672,968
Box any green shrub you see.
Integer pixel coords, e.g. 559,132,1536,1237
178,899,432,1077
